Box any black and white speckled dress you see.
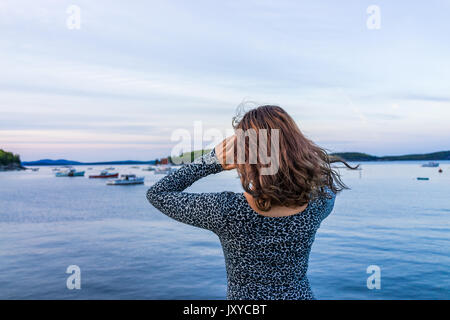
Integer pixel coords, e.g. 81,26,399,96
146,150,335,300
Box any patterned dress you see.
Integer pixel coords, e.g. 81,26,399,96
146,149,335,300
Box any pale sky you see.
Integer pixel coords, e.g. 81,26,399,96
1,0,449,161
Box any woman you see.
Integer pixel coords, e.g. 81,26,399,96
146,105,355,300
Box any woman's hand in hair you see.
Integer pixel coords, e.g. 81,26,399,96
215,135,237,170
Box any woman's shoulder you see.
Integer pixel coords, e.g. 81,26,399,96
309,186,336,221
321,185,337,200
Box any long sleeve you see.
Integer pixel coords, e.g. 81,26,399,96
146,149,231,233
317,186,336,222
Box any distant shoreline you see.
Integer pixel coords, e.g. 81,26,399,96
22,160,157,166
21,150,450,166
0,163,26,171
330,151,450,162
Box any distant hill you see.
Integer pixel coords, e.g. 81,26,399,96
377,151,450,161
331,151,450,162
22,159,83,166
22,159,157,166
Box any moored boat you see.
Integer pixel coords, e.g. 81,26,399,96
89,170,119,179
56,168,85,177
107,174,144,185
417,177,430,181
422,162,439,167
55,171,67,177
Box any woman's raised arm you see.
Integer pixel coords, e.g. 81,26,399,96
146,149,233,234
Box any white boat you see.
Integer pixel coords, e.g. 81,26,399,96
142,166,156,171
422,162,439,167
55,168,85,177
154,166,177,175
107,174,144,185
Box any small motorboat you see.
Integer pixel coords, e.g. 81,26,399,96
105,167,115,170
29,168,39,172
422,162,439,167
142,166,155,171
154,166,176,175
56,168,85,177
69,170,85,177
107,174,144,185
89,170,119,179
417,177,430,181
55,171,67,177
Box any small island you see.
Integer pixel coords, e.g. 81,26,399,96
0,149,24,171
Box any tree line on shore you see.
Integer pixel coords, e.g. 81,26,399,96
0,149,21,166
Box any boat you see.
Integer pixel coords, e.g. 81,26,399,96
130,166,140,169
142,166,155,171
89,170,119,179
69,170,85,177
56,168,85,177
422,162,439,167
105,167,115,170
107,174,144,185
55,170,70,177
154,166,176,175
417,177,430,181
30,168,39,172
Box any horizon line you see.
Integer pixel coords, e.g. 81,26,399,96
21,149,450,165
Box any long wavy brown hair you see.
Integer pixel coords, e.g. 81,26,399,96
233,104,357,212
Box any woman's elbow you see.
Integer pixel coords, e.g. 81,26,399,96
146,188,157,205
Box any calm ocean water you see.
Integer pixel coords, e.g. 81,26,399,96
0,162,449,299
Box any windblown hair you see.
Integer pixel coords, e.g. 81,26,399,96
233,104,357,212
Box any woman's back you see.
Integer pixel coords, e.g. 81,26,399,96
219,192,335,299
146,149,336,300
